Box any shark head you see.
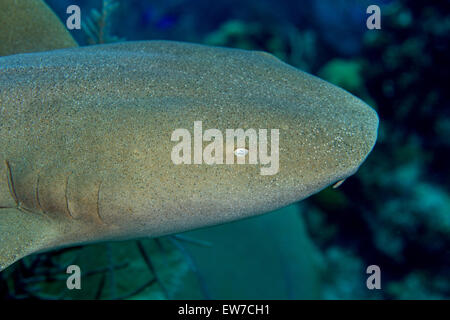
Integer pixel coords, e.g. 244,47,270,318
0,1,378,271
18,41,375,239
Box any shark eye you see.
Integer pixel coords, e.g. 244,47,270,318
234,148,248,157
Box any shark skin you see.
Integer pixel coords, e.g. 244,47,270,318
0,0,77,57
0,40,378,271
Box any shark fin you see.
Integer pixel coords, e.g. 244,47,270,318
0,0,78,57
0,208,59,271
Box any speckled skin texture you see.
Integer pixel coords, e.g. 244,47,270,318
0,41,378,270
0,0,77,56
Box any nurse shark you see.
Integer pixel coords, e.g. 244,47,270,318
0,0,378,271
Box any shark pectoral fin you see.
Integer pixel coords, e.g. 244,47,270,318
0,0,78,57
0,208,59,271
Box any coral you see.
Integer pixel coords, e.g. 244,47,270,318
320,246,383,300
0,238,193,300
387,271,450,299
318,59,363,94
204,20,319,72
304,0,450,300
83,0,123,44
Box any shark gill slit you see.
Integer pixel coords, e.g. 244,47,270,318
35,173,43,212
65,172,75,219
5,160,19,207
4,160,34,214
96,181,104,224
